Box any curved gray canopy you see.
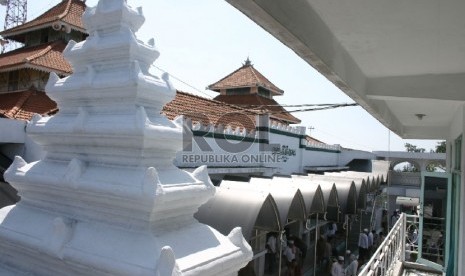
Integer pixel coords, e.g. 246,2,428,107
353,179,368,209
327,172,375,192
291,181,326,214
373,175,380,190
257,176,326,215
332,181,357,214
379,174,385,184
194,186,280,240
220,180,307,228
349,172,381,191
292,176,339,221
372,160,390,183
304,176,357,215
317,175,368,210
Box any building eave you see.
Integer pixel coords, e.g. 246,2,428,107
0,63,70,76
1,20,87,40
225,0,465,140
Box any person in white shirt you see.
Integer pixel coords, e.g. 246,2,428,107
331,256,345,276
345,254,358,276
326,221,338,238
284,239,301,275
265,233,277,273
358,229,369,262
284,240,300,264
390,210,400,228
367,229,374,254
371,230,378,248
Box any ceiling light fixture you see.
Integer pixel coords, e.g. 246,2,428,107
415,114,426,120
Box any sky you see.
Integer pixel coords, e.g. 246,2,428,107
1,0,442,152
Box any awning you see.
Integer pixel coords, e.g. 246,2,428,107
316,174,368,210
333,181,357,215
353,179,368,210
326,172,378,192
194,186,280,240
253,176,326,215
303,175,357,215
292,176,339,221
372,160,390,183
379,174,385,184
220,180,307,228
289,180,325,215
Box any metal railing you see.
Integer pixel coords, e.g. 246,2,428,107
359,213,406,276
404,214,420,263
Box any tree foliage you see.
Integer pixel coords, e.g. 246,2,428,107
401,163,419,172
404,143,426,153
401,142,446,172
435,141,446,153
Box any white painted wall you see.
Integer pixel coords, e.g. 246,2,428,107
173,121,364,176
4,117,377,178
338,149,376,167
302,149,339,167
0,119,25,144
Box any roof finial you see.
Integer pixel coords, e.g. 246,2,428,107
243,56,252,66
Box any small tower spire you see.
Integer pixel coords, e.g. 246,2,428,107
242,56,252,66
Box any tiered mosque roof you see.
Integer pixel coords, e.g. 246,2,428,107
208,60,301,124
0,88,57,120
208,59,284,95
0,0,86,42
0,41,71,74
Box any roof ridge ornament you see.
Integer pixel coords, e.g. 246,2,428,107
243,56,252,66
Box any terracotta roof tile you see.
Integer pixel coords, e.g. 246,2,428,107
163,91,259,131
306,136,325,145
0,89,57,121
207,64,284,95
0,0,86,38
0,89,293,135
0,41,72,74
213,94,301,124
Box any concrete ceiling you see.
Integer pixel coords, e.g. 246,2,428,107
226,0,465,139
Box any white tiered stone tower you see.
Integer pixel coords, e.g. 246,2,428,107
0,0,252,275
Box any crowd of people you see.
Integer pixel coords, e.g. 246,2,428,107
265,232,308,276
328,254,359,276
357,227,386,269
315,222,364,276
262,220,389,276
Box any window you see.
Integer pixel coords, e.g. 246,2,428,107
258,87,271,98
226,87,250,95
40,29,49,43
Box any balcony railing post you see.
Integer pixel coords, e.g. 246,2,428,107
400,214,407,262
